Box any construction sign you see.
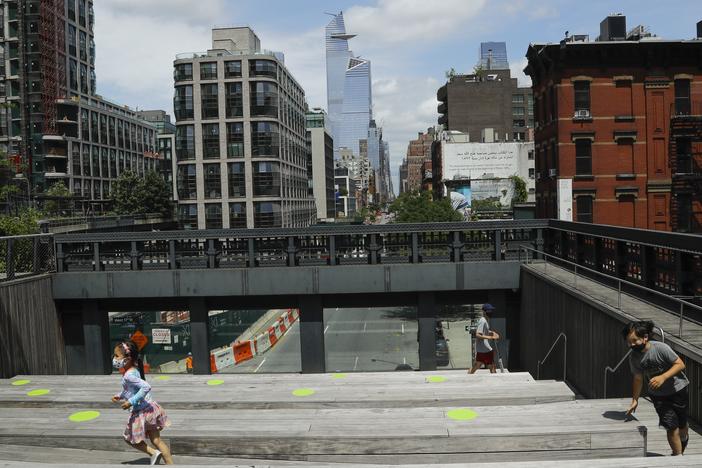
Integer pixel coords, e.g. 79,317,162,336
130,330,148,351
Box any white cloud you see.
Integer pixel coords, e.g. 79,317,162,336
100,0,227,24
345,0,488,45
510,57,532,88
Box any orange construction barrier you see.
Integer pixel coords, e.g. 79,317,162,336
233,340,255,363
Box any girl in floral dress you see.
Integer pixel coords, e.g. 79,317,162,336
112,340,173,465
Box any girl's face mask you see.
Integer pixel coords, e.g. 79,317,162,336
112,357,127,369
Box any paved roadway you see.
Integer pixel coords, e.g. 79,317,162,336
223,307,421,373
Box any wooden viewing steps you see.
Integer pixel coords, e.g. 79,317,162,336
0,370,699,466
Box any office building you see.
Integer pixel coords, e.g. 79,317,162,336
526,15,702,232
438,42,532,143
173,27,315,229
306,109,335,220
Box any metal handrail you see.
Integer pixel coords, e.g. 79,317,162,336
603,326,665,398
0,233,53,241
520,246,702,337
536,332,567,381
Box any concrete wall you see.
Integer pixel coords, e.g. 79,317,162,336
0,275,66,378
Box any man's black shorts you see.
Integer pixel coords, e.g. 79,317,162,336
651,386,689,431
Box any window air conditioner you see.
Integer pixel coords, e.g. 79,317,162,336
574,109,591,119
549,168,558,177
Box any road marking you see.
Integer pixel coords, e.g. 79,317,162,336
403,356,406,365
363,321,367,332
324,325,329,334
253,358,266,373
353,356,359,371
401,322,405,335
335,307,339,311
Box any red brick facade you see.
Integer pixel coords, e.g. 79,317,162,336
405,129,435,192
526,40,702,232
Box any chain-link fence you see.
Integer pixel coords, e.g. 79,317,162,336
0,234,55,282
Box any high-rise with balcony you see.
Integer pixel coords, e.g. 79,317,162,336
0,0,158,206
173,27,315,229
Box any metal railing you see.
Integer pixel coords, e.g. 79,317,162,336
53,220,547,273
603,326,665,398
520,246,702,337
39,212,172,233
536,332,567,381
0,233,56,282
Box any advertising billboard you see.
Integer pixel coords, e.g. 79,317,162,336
442,142,526,181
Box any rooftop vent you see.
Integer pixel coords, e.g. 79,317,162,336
598,14,626,41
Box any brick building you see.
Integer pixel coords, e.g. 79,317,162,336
526,16,702,232
404,128,435,192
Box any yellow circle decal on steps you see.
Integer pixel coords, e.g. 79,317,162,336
331,373,347,379
292,388,315,397
447,408,478,421
11,379,30,386
426,376,447,383
27,389,51,396
155,376,171,381
206,379,224,386
68,411,101,422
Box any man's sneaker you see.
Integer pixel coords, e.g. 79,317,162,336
150,450,162,465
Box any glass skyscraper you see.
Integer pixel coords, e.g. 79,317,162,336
325,12,372,160
479,42,509,70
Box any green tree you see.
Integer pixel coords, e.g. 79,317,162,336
389,191,463,223
113,170,172,217
0,208,41,236
43,181,71,217
509,175,528,206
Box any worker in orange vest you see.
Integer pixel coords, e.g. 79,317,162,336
185,352,193,374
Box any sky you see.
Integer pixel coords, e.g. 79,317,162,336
94,0,702,195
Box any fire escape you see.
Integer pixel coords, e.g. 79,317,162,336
669,100,702,234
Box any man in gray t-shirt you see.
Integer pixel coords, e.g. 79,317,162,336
623,321,689,456
469,304,499,374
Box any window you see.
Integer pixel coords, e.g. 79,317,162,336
676,194,692,232
109,117,116,147
178,204,198,230
574,81,590,112
204,163,222,199
68,25,77,57
79,31,87,61
72,146,81,176
529,168,535,179
512,94,525,104
227,162,246,197
226,82,243,118
88,1,94,30
202,123,220,159
109,149,117,177
82,145,90,176
229,203,246,228
676,138,693,174
174,63,193,82
226,123,244,157
92,146,100,176
99,114,107,144
249,59,277,78
200,84,219,119
253,161,281,197
175,125,195,161
69,60,78,91
251,122,279,157
205,204,222,229
513,119,526,128
528,150,534,160
576,197,593,223
81,110,89,140
80,64,88,94
67,0,76,21
90,112,98,142
89,38,95,65
250,82,278,117
78,0,86,26
174,85,193,120
176,164,197,200
674,79,691,115
200,62,217,80
101,148,108,177
575,140,592,175
224,61,241,78
254,201,281,228
90,69,96,94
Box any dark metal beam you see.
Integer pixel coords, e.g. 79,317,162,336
298,295,325,374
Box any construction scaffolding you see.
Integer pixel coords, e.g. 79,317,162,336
39,0,66,136
669,101,702,233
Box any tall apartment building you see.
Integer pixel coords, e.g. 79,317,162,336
0,0,157,204
526,15,702,232
404,129,436,192
306,109,335,220
173,27,315,229
438,43,533,143
138,110,177,200
398,158,408,195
